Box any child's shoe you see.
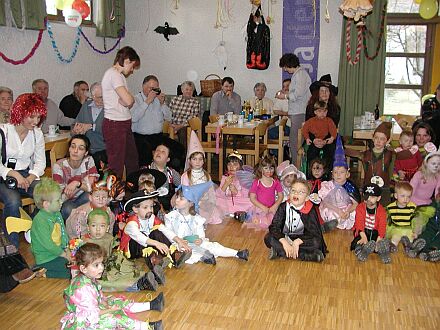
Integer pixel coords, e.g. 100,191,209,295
268,247,279,260
356,241,376,262
149,320,163,330
407,238,426,258
377,239,392,264
354,244,363,258
321,219,338,233
172,250,192,268
201,255,216,265
400,236,412,255
236,249,249,261
300,250,325,262
149,292,164,312
427,249,440,262
419,252,429,261
389,243,398,253
137,272,158,291
152,265,165,285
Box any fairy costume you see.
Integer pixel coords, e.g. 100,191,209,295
61,274,151,329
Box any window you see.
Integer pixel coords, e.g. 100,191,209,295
384,0,437,115
46,0,93,25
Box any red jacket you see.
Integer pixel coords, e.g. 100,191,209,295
353,202,387,238
119,214,163,254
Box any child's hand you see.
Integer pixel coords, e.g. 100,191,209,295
398,170,406,180
194,239,202,245
358,232,368,245
258,205,269,213
281,240,295,258
153,242,170,255
229,184,238,195
225,175,234,185
306,138,312,145
269,205,278,214
291,240,301,259
326,137,334,144
176,238,191,252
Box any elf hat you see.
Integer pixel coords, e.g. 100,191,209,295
333,134,348,169
374,122,392,140
277,160,306,180
178,181,214,212
184,131,205,171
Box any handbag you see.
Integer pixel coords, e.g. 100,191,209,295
200,74,222,97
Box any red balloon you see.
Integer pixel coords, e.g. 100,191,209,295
72,0,90,19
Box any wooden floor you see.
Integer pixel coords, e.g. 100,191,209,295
1,218,440,330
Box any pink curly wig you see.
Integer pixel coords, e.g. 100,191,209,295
10,93,47,126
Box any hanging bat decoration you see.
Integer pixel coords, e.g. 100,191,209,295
154,22,179,41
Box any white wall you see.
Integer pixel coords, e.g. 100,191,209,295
0,0,342,104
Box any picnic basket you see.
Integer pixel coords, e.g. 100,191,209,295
200,74,222,97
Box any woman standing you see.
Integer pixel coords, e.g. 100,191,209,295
101,46,140,178
0,93,47,247
0,86,13,124
52,135,99,220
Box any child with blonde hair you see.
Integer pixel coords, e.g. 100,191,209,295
393,130,423,182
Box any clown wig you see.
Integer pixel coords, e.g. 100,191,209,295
10,93,47,126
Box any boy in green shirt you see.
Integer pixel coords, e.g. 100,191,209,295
31,178,70,278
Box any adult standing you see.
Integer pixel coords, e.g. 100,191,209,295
276,54,311,165
72,82,107,169
132,75,185,170
59,80,89,119
32,79,74,133
210,77,242,115
101,46,140,178
0,93,47,247
305,74,340,127
0,86,13,124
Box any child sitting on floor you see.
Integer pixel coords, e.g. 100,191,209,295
31,178,71,279
386,181,418,252
246,155,284,230
318,136,360,230
264,179,327,262
164,184,249,265
277,160,306,202
393,130,423,182
410,151,440,207
212,151,253,223
61,243,163,330
351,183,390,263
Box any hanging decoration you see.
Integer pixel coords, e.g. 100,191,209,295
339,0,373,22
72,0,91,19
419,0,438,20
55,0,74,10
154,22,179,41
80,27,125,54
246,5,270,70
345,2,386,65
213,41,228,70
47,21,81,63
63,8,82,27
215,0,233,28
325,0,330,23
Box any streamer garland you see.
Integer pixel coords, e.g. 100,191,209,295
80,26,125,54
0,28,44,65
46,21,81,63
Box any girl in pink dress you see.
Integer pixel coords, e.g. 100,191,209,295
246,156,284,230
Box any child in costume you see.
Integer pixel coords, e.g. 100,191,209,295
60,243,163,330
410,151,440,207
393,130,423,182
264,178,327,262
82,209,164,292
118,189,191,270
302,101,337,173
212,151,253,223
164,184,249,265
246,155,284,230
307,158,327,230
180,131,217,223
31,178,71,279
318,136,360,230
65,180,116,239
277,160,306,202
351,183,391,263
386,181,418,251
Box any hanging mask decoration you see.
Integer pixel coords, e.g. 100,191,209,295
370,175,384,188
339,0,373,23
246,5,270,70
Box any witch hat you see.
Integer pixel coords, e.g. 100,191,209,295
180,181,214,212
333,134,348,168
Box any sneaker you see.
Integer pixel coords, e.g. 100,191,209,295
377,239,392,264
389,243,398,253
419,252,429,261
149,320,163,330
12,268,36,284
137,272,158,291
412,238,426,253
152,265,166,285
321,219,338,233
172,250,192,268
236,249,249,261
201,255,216,265
356,240,376,262
149,292,164,312
400,236,412,255
268,247,279,260
300,250,325,262
354,244,363,258
428,250,440,262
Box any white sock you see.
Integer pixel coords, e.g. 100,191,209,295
128,302,151,313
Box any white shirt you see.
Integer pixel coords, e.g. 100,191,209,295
273,98,291,127
102,67,131,121
124,214,175,247
163,210,206,242
0,124,46,179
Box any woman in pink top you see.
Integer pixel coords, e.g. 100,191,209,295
101,46,140,178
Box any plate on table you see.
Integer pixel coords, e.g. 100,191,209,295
45,133,59,138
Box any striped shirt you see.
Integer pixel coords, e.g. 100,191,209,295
386,201,417,226
365,207,376,230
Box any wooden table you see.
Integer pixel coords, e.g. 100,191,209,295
44,131,71,151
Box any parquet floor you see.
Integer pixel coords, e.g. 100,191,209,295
1,217,440,330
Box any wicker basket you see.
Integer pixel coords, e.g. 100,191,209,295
200,74,222,97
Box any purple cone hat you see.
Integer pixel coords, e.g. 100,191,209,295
333,134,348,169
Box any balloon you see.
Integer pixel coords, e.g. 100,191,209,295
414,0,422,4
419,0,439,20
55,0,65,10
64,9,82,27
186,70,199,82
72,0,91,19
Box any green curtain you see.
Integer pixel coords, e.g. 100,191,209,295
0,0,46,30
95,0,125,38
337,0,388,136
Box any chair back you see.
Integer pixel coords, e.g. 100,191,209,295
209,115,219,123
187,117,203,141
50,140,70,170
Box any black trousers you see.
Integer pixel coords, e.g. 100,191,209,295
128,229,172,260
350,229,379,251
264,233,322,259
91,150,108,171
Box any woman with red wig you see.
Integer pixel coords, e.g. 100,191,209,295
0,93,47,247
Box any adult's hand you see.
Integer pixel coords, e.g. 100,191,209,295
8,171,29,191
64,181,80,199
313,138,326,148
157,92,166,105
145,90,157,105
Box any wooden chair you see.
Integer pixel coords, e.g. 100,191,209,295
209,115,219,123
49,140,70,174
163,121,175,140
267,118,288,166
296,128,305,169
187,117,223,180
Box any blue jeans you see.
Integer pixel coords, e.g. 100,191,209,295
61,191,90,220
0,170,39,247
